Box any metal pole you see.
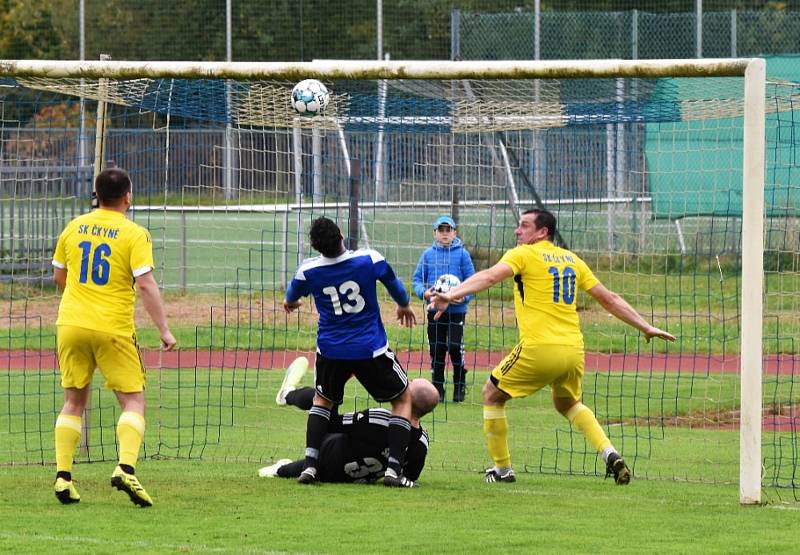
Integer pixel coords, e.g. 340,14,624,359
532,0,542,220
79,1,85,71
226,0,232,62
731,9,737,58
79,0,87,169
312,127,322,203
180,210,187,294
606,121,615,251
376,0,383,60
347,160,361,250
293,125,304,266
374,53,389,202
224,0,234,200
293,126,303,206
534,0,541,61
93,54,111,183
631,9,640,250
696,0,703,58
489,204,496,249
281,209,289,288
614,77,625,252
450,9,460,60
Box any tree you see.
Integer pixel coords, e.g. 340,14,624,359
0,0,76,59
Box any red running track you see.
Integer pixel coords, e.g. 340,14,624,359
2,349,796,432
2,349,797,375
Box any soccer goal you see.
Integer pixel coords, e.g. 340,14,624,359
0,58,795,505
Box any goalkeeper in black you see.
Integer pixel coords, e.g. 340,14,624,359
260,378,439,485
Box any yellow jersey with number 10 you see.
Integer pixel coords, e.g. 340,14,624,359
498,240,599,347
52,208,154,337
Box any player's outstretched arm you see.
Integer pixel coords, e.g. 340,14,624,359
428,262,513,320
586,283,676,343
136,271,177,351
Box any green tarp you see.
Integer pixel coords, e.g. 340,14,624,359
647,55,800,218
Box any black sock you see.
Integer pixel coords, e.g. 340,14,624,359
119,464,135,475
387,416,411,475
304,405,331,469
56,471,71,481
286,387,315,410
278,460,305,479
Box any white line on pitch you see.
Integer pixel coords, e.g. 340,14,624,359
156,238,281,246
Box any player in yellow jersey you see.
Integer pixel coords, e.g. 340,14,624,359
51,167,176,507
429,209,675,485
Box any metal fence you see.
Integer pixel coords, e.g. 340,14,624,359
0,124,623,204
455,9,800,61
3,2,800,63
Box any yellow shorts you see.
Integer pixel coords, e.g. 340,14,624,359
490,342,584,400
56,325,146,393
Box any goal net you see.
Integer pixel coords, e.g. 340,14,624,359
0,59,795,503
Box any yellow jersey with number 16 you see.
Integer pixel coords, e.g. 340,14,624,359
52,208,154,337
498,240,599,347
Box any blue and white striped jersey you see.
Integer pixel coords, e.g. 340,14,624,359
285,248,410,359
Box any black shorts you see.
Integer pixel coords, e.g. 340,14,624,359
314,350,408,405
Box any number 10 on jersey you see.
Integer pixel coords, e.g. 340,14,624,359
547,266,576,304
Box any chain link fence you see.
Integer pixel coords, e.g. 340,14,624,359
2,2,800,63
456,9,800,61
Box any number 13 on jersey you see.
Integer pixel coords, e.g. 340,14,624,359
322,280,366,315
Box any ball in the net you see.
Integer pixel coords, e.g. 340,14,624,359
291,79,330,115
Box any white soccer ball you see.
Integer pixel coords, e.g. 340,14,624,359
291,79,330,115
434,274,461,294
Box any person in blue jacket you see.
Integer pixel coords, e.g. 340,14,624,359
412,216,476,402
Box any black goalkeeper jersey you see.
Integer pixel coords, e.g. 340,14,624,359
318,407,429,483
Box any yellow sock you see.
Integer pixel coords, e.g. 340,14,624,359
117,412,145,468
567,403,612,453
55,414,82,473
483,405,511,468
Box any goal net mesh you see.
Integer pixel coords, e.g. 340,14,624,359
1,68,797,499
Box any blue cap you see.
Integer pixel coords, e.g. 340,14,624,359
433,216,456,229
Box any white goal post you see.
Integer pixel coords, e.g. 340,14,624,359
0,58,767,504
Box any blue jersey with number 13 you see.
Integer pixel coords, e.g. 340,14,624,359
286,249,409,359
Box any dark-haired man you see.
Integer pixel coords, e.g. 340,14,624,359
429,209,675,485
283,217,418,487
260,377,440,484
51,168,176,507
